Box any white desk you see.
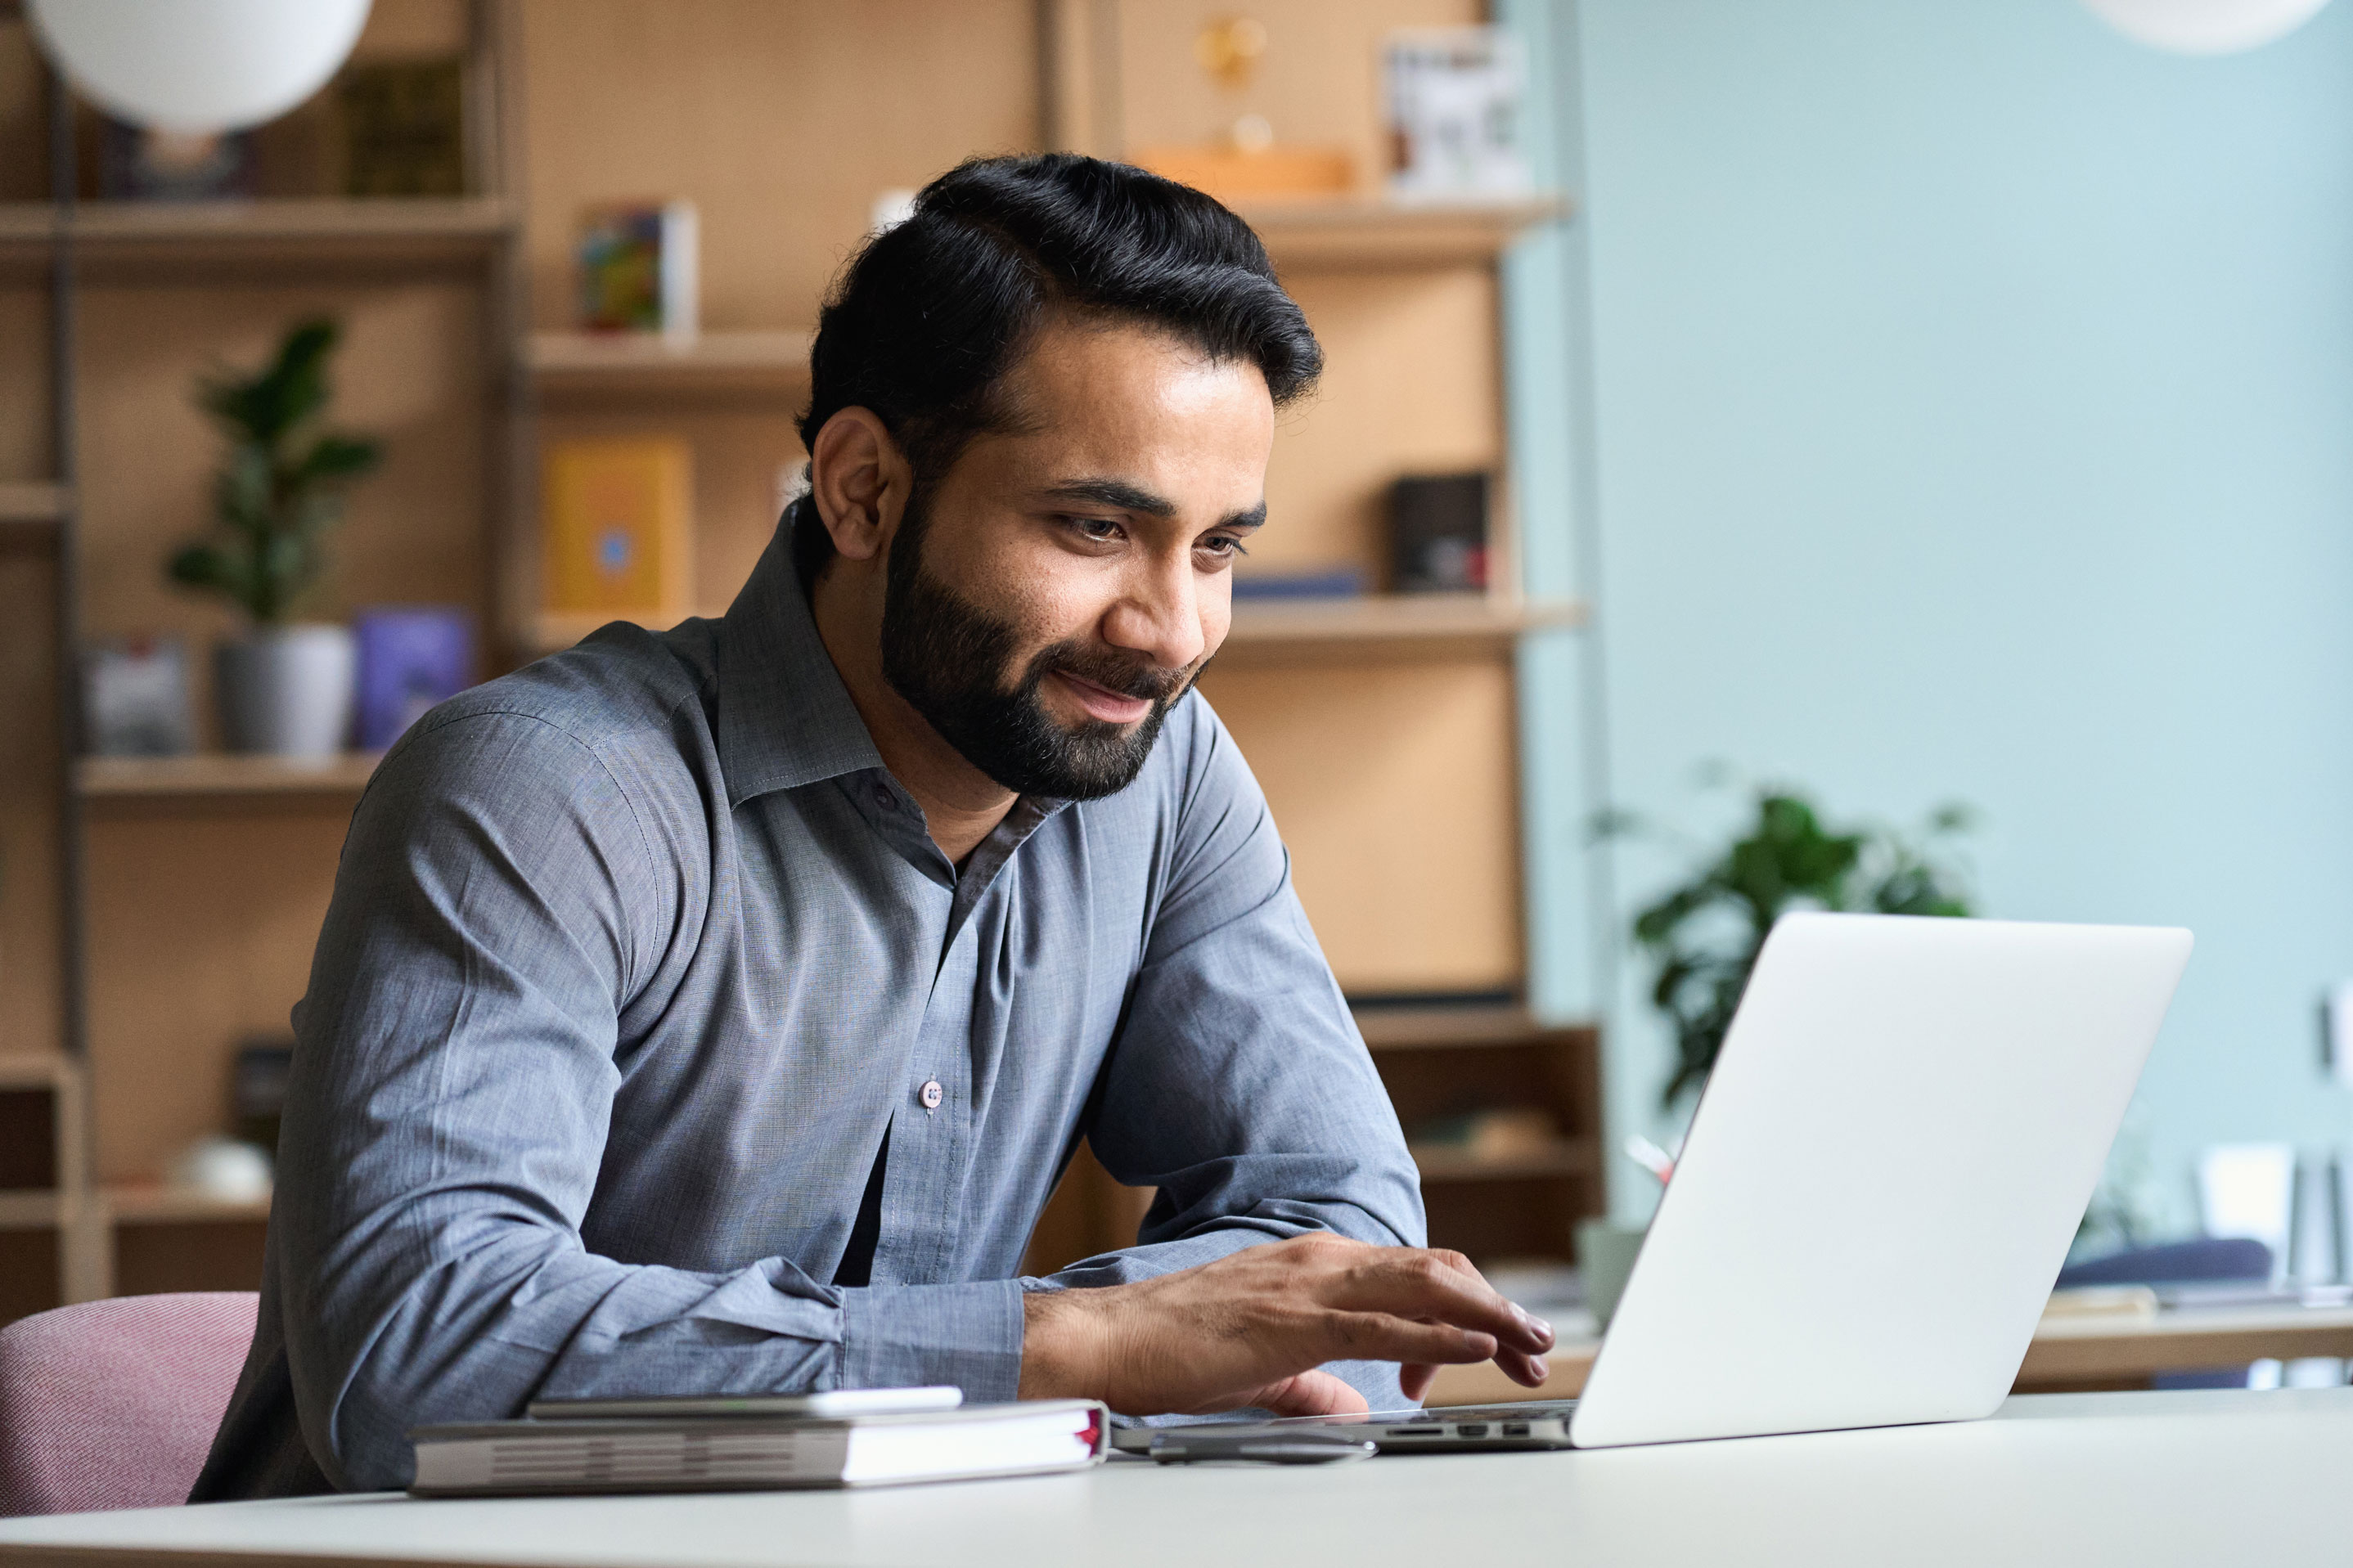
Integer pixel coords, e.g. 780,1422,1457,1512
2,1389,2346,1568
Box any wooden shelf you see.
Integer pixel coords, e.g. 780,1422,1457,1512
0,1191,65,1230
0,198,517,271
1235,193,1572,269
1354,1004,1592,1051
0,1054,74,1090
528,329,815,396
525,596,1585,664
77,753,383,800
99,1184,270,1225
1217,594,1585,664
0,483,65,555
1409,1139,1599,1182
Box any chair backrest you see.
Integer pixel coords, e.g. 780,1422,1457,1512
0,1292,258,1517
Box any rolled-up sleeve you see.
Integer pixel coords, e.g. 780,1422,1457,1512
277,710,1019,1489
1038,698,1428,1409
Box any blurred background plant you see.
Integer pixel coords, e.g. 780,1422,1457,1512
1601,772,1978,1107
168,317,381,623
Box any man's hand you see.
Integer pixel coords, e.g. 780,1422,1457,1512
1017,1233,1554,1417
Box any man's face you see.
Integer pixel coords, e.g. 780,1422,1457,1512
880,317,1274,800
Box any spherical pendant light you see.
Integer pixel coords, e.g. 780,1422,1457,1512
2081,0,2332,54
27,0,374,135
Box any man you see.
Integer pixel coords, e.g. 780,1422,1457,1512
195,153,1553,1498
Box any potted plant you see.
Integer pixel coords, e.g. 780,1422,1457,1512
1610,783,1977,1107
169,317,382,757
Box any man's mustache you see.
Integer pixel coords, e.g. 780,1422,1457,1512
1026,640,1196,706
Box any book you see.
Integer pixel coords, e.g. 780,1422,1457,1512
541,438,695,619
1383,27,1533,199
353,605,475,750
578,201,700,339
529,1386,963,1421
407,1400,1108,1497
338,59,466,198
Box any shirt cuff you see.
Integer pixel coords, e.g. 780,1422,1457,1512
836,1277,1026,1403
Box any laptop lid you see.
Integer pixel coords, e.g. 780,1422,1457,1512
1569,911,2191,1449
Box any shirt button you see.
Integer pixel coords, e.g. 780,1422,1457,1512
871,784,894,811
918,1079,943,1112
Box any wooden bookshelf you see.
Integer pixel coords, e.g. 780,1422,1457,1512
77,753,383,800
98,1184,272,1226
528,329,816,397
1235,194,1572,269
0,198,519,271
1410,1139,1601,1183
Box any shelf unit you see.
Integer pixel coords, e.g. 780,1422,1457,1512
2,0,1602,1319
0,0,525,1321
77,753,382,801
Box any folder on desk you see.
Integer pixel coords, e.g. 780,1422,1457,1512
407,1400,1108,1496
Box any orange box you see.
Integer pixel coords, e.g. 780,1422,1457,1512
1131,145,1355,202
541,437,693,617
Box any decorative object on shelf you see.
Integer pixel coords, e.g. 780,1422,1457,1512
353,604,475,750
168,317,383,757
1605,780,1976,1106
542,437,694,620
166,1134,272,1204
27,0,372,135
80,637,194,757
232,1040,295,1157
1388,472,1489,593
337,58,466,197
97,119,258,202
2080,0,2331,54
1383,27,1532,199
1132,15,1354,201
578,201,700,339
1230,566,1370,600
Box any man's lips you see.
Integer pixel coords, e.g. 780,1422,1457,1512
1050,668,1154,725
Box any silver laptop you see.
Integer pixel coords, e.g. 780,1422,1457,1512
1115,911,2192,1453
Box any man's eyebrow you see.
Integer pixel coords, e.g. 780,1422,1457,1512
1041,480,1266,532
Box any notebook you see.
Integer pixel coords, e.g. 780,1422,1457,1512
407,1399,1108,1496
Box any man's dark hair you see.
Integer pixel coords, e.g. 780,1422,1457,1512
790,152,1322,585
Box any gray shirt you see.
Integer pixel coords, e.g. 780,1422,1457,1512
194,528,1424,1497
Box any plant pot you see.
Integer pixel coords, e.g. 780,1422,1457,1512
215,624,356,757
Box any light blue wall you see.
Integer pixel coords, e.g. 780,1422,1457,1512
1527,0,2353,1226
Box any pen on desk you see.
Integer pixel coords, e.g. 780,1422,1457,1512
1624,1134,1676,1185
1146,1432,1377,1466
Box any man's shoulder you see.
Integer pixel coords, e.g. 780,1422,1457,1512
389,621,717,796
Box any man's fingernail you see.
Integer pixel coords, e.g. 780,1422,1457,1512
1527,1312,1553,1340
1530,1355,1550,1381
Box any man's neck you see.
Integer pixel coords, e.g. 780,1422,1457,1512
808,559,1017,866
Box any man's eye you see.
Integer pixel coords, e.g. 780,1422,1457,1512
1195,535,1248,560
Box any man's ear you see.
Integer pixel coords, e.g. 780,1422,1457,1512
808,407,911,564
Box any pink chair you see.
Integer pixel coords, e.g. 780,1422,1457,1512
0,1292,257,1517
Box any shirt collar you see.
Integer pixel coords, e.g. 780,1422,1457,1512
714,528,887,806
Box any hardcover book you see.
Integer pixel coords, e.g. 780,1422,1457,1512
408,1400,1109,1496
541,438,695,618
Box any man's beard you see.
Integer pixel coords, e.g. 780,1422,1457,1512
879,502,1195,802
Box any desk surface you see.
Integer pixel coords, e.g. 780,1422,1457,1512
2,1389,2349,1568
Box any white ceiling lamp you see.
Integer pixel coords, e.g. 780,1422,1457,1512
2081,0,2332,53
27,0,374,135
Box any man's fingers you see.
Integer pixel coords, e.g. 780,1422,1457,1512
1326,1252,1554,1355
1399,1362,1437,1403
1323,1310,1499,1367
1250,1369,1372,1417
1492,1345,1551,1387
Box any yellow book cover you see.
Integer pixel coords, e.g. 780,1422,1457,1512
542,438,693,617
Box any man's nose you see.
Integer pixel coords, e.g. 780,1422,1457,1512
1100,554,1207,672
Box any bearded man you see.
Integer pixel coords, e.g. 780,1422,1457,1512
195,153,1553,1498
